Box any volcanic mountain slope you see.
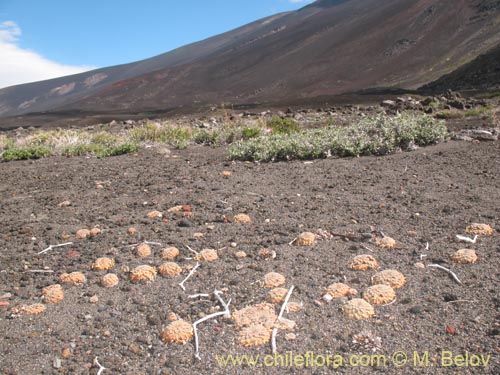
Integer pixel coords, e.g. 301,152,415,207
421,42,500,93
1,0,500,118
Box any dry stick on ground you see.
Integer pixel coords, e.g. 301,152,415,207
456,234,478,244
37,242,73,255
178,263,200,291
93,357,106,375
427,264,462,285
361,244,375,253
272,285,295,354
185,245,199,255
26,270,54,273
123,241,162,248
193,291,231,360
330,232,368,240
188,293,210,299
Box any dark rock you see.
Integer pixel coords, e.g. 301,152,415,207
177,219,193,227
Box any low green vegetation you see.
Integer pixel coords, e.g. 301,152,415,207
0,129,138,162
127,123,192,148
435,110,464,120
266,116,300,134
464,105,493,118
0,112,448,163
228,112,447,162
2,146,53,161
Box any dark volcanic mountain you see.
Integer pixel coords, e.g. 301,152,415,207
1,0,499,118
421,42,500,92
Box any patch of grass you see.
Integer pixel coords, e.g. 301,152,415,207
2,146,52,161
0,134,14,150
193,129,220,145
267,117,300,134
241,127,261,140
435,110,464,120
478,91,500,99
127,122,192,148
465,105,493,118
228,112,447,162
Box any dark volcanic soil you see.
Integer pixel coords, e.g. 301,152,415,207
0,139,499,374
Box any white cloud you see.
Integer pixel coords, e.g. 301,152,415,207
0,21,96,89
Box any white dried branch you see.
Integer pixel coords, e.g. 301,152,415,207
185,245,199,255
456,234,478,244
214,290,231,319
361,244,374,253
188,293,210,299
193,291,231,360
288,237,297,246
428,264,462,285
38,242,73,255
272,285,295,354
178,263,200,291
94,357,106,375
383,298,397,306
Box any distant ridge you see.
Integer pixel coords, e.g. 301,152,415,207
1,0,499,121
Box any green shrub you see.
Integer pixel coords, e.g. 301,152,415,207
128,122,192,148
193,129,220,145
228,112,447,162
96,142,138,157
241,127,261,140
0,135,14,150
62,142,137,157
2,146,52,161
267,117,300,134
465,105,493,118
435,110,464,119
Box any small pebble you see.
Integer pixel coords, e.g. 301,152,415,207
61,348,72,358
53,357,61,369
285,333,297,341
89,295,99,304
178,219,193,227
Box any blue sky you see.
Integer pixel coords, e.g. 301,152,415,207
0,0,314,88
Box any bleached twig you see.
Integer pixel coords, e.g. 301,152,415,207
361,244,374,253
428,264,462,285
188,293,210,299
420,242,429,260
185,245,199,255
456,234,478,244
178,263,200,291
37,242,73,255
272,285,295,354
288,237,297,246
383,298,397,306
193,291,231,360
214,290,231,318
94,357,106,375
